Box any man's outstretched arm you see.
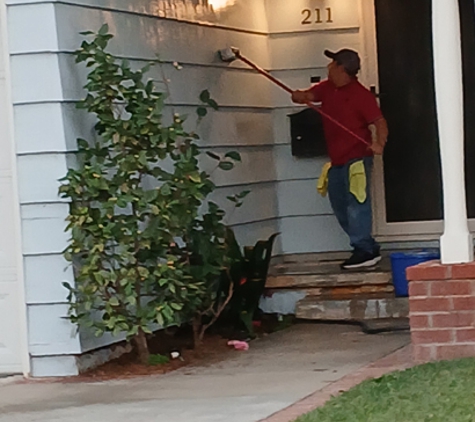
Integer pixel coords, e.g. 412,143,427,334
291,89,315,104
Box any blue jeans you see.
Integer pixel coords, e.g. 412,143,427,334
327,157,378,254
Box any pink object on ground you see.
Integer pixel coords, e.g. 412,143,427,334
227,340,249,351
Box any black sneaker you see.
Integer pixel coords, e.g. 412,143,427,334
341,249,382,270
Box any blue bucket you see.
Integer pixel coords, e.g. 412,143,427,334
390,251,440,297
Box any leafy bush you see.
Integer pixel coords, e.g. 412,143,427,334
60,25,244,363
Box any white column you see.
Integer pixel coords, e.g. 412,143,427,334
433,0,473,264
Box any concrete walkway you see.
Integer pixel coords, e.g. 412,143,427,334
0,323,410,422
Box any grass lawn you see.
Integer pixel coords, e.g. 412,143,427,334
296,358,475,422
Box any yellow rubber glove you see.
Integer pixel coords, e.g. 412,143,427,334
317,162,332,197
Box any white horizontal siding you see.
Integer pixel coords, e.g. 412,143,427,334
269,30,360,70
57,53,275,108
53,2,270,64
279,215,350,254
8,0,269,32
28,303,81,356
10,54,62,104
17,154,69,204
20,203,70,255
210,182,278,226
182,107,276,147
273,144,323,181
24,254,73,304
30,355,78,377
276,180,333,217
7,3,58,53
15,104,67,153
202,147,276,186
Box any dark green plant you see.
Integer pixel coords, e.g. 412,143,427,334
148,354,170,366
59,25,243,364
187,191,250,348
222,229,279,337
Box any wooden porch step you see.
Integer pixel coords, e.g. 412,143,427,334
267,256,393,291
266,271,392,289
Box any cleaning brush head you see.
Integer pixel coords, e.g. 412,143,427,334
218,47,240,62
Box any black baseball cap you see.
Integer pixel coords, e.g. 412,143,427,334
324,49,361,75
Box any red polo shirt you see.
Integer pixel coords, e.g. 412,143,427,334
308,79,383,166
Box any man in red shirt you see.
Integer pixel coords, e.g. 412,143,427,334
292,49,388,269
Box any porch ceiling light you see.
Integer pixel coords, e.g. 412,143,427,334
207,0,236,11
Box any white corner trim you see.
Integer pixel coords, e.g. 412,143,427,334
0,0,31,376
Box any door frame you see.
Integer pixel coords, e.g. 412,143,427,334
0,0,30,376
358,0,446,242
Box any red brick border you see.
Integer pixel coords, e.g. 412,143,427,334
259,345,414,422
407,260,475,362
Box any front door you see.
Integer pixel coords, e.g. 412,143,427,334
372,0,475,238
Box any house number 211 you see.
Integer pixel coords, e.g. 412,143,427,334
301,8,333,25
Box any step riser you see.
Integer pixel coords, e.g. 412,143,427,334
303,285,395,298
266,273,392,289
296,297,409,321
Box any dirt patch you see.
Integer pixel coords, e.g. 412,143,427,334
69,314,295,382
76,335,229,381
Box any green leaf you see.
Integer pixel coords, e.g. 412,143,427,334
161,184,171,196
189,173,201,183
196,107,208,117
225,151,241,162
207,99,219,110
109,297,119,306
199,90,211,102
218,161,234,171
62,282,72,291
77,138,89,150
148,353,169,365
141,63,152,74
237,190,251,199
98,24,109,35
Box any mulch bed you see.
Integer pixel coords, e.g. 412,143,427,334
69,314,295,382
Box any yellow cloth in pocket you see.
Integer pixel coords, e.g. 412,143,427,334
317,162,332,197
349,160,367,203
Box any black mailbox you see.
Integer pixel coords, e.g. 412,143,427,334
289,108,327,158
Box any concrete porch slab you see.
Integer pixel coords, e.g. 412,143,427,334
0,324,410,422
